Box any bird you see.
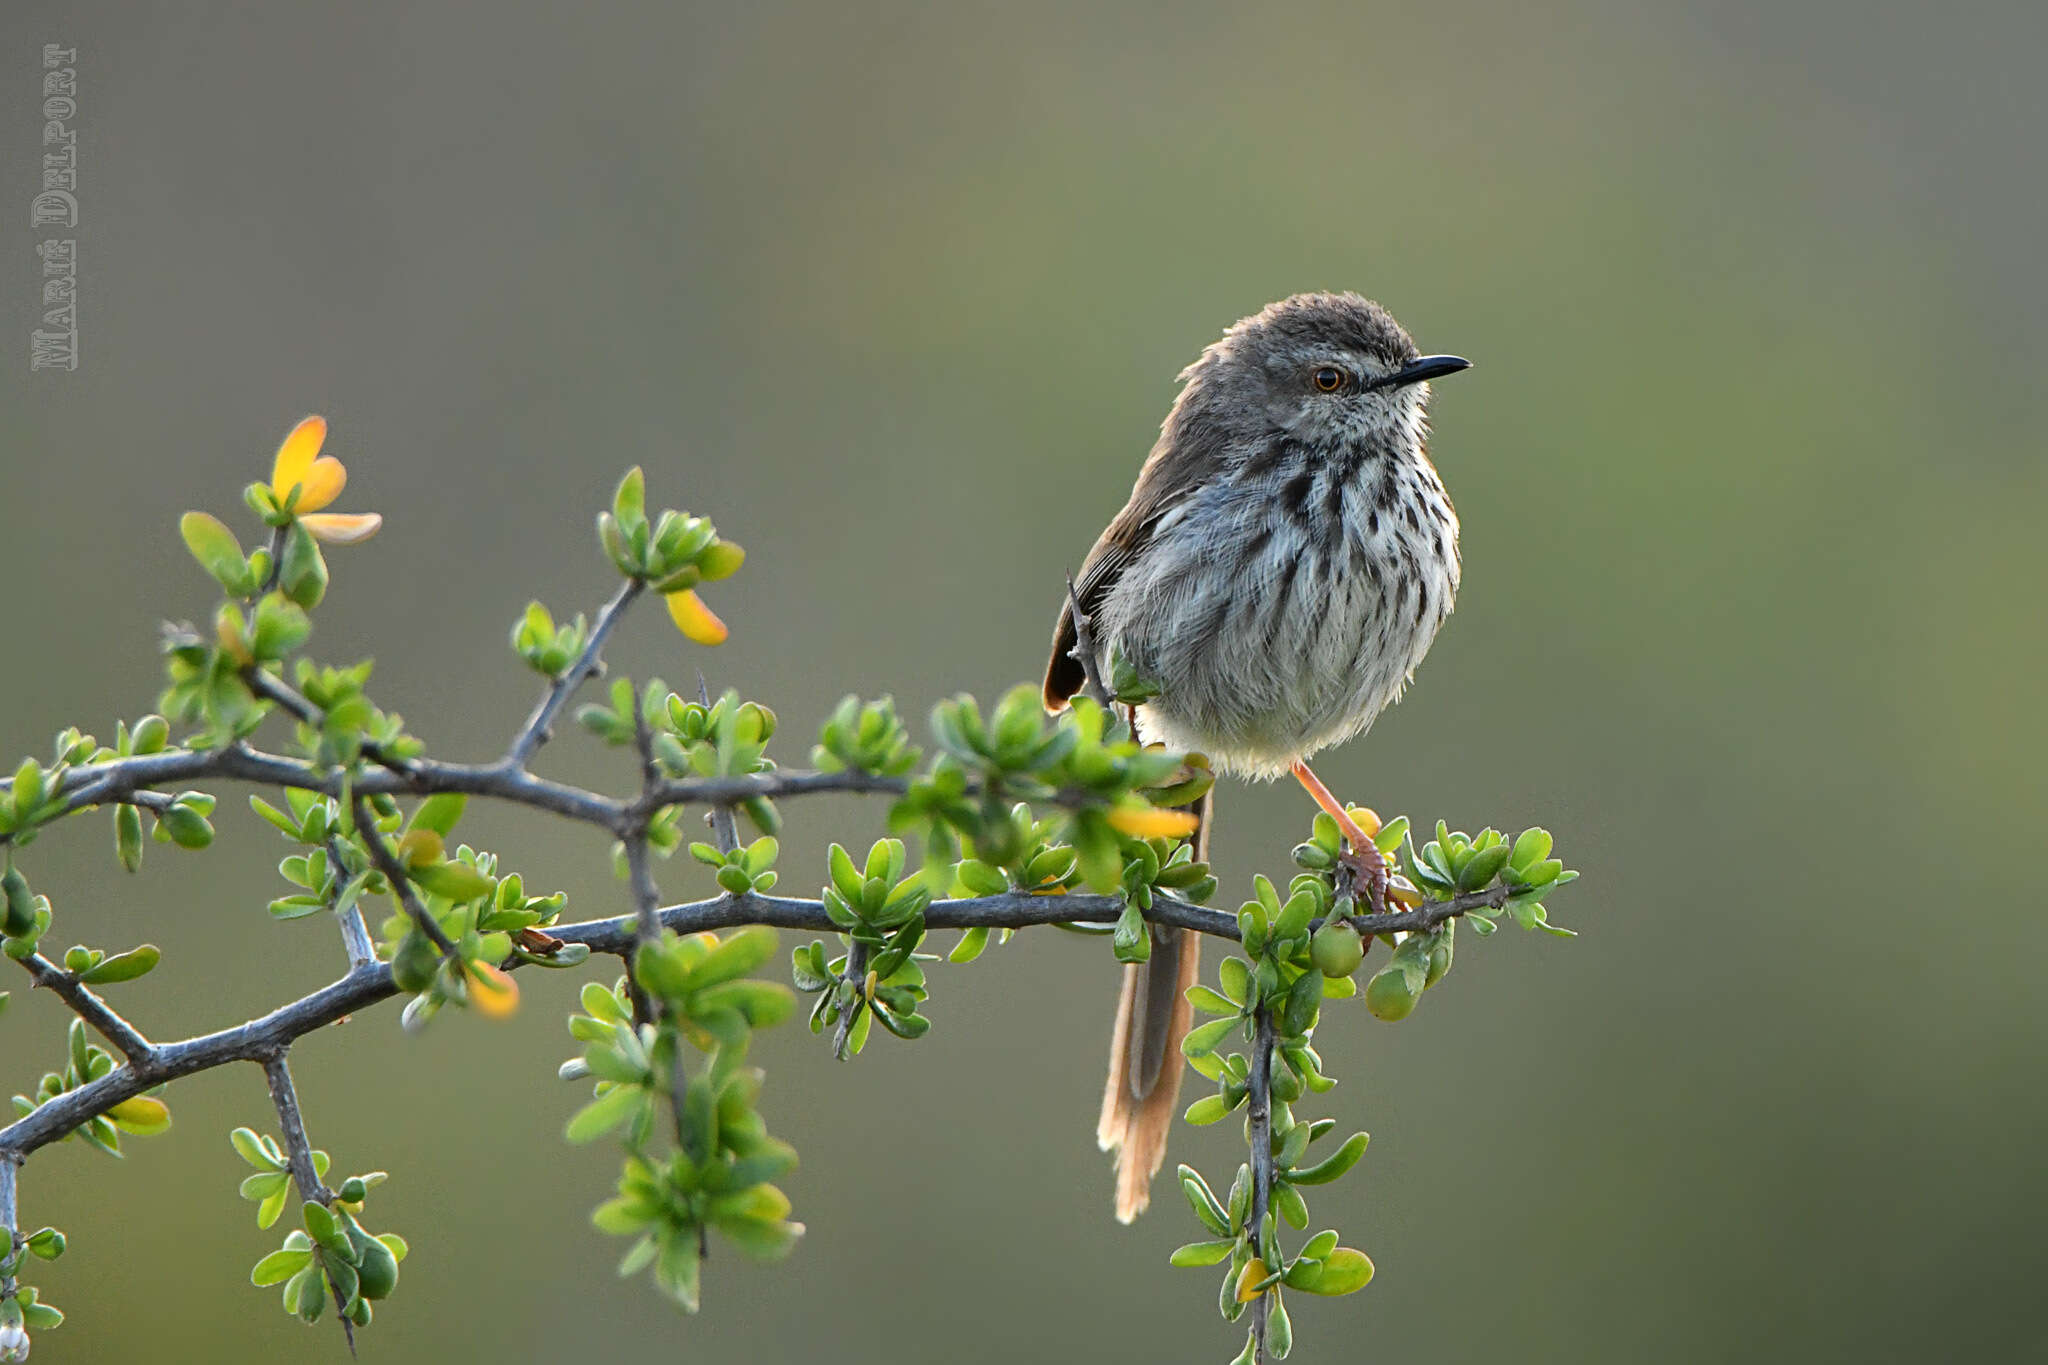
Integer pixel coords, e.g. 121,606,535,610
1042,292,1469,1222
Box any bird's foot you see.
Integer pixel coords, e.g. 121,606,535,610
1289,760,1391,916
1339,836,1392,918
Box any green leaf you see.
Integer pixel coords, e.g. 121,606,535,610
873,1006,930,1039
250,594,312,659
1509,826,1553,871
251,1248,312,1287
580,980,628,1024
1217,956,1250,1005
1279,966,1322,1037
591,1197,651,1236
288,1262,324,1322
1457,842,1511,891
114,802,144,872
79,943,160,984
655,1233,701,1312
302,1201,338,1243
1289,1131,1368,1185
1297,1246,1375,1295
1268,1293,1293,1358
158,803,214,850
684,925,778,990
1111,900,1150,964
1170,1239,1236,1268
827,843,861,900
179,511,249,592
409,859,495,903
280,520,328,608
565,1083,644,1143
1274,889,1316,943
949,925,990,963
694,979,796,1029
1181,1016,1237,1058
1187,985,1239,1016
409,794,467,837
1178,1165,1230,1236
1184,1093,1236,1126
613,466,647,530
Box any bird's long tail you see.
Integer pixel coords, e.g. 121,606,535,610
1097,787,1211,1223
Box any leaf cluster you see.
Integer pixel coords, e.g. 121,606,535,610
563,928,802,1311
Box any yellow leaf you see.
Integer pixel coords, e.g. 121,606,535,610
215,612,252,666
666,589,728,645
109,1095,171,1134
469,963,519,1020
270,416,328,496
1234,1257,1271,1302
395,828,443,868
300,512,383,545
293,457,348,513
1106,804,1200,838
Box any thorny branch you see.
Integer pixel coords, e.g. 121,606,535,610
831,937,872,1062
262,1053,357,1351
13,952,152,1063
505,579,642,770
348,795,457,958
1247,1005,1277,1363
0,1156,17,1291
326,836,376,971
0,867,1516,1164
261,1053,330,1207
242,667,415,780
0,564,1538,1365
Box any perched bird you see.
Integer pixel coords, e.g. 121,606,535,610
1043,293,1469,1221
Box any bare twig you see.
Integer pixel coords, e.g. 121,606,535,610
349,796,457,957
0,963,388,1161
326,837,376,970
243,667,415,779
0,1153,18,1289
262,1052,356,1352
261,1052,331,1205
831,938,872,1062
1246,1005,1276,1363
19,741,627,840
12,952,152,1062
0,875,1518,1165
697,673,742,855
504,579,642,770
15,737,1184,853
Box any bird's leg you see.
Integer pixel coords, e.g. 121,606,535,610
1289,760,1389,914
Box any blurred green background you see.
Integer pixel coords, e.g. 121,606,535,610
4,1,2045,1360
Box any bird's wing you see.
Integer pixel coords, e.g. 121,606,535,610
1042,423,1240,711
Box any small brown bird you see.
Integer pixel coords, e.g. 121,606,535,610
1043,293,1469,1221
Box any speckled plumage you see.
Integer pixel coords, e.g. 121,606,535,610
1049,292,1462,777
1047,293,1467,1223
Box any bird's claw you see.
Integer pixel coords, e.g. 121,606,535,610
1338,839,1391,918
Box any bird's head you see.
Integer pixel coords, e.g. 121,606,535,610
1174,292,1469,456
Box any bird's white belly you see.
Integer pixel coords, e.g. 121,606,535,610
1098,465,1458,779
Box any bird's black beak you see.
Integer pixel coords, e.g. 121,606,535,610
1390,354,1472,387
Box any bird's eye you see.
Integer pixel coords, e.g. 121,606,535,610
1312,366,1346,393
